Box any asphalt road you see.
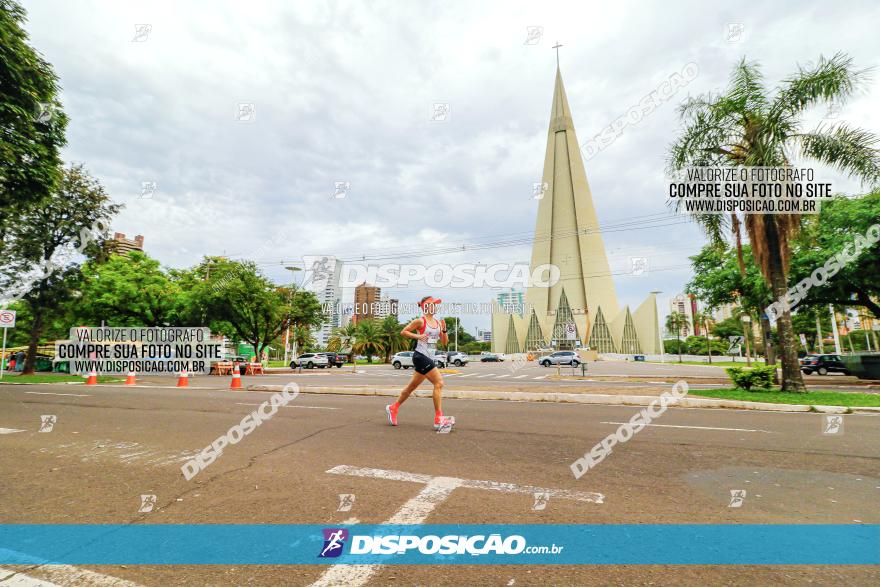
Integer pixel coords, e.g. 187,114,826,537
1,379,878,586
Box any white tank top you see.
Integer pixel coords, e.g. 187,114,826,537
415,317,441,356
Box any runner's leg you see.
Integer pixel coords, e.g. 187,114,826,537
424,368,444,415
395,370,426,406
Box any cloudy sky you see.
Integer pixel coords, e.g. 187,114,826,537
20,0,880,333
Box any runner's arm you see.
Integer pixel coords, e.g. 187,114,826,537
401,318,428,341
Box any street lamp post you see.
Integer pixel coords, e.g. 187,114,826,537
650,291,663,363
283,266,301,366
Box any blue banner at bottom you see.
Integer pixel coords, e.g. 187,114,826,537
0,525,877,565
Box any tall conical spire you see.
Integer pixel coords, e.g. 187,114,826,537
525,66,620,347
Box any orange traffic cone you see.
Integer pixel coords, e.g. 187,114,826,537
230,370,242,390
85,370,98,385
125,371,136,385
176,370,189,388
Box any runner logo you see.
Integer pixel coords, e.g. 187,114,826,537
139,494,157,513
39,415,57,433
337,494,355,512
319,528,349,558
728,489,746,508
823,415,844,435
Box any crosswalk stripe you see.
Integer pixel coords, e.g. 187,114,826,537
533,375,547,380
512,375,528,379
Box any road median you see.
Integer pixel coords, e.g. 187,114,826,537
246,384,880,414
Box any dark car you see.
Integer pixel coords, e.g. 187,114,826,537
480,353,504,362
318,352,345,368
801,354,851,376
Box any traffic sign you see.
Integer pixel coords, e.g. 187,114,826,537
0,310,15,328
564,322,576,340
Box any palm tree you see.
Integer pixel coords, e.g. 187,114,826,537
693,310,715,364
352,319,385,364
379,315,407,363
669,53,880,392
330,322,358,361
291,325,315,353
665,311,690,363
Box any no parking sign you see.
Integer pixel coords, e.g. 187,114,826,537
0,310,15,328
0,309,15,379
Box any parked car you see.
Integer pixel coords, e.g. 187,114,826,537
538,350,580,367
290,353,329,369
317,352,345,368
801,354,851,376
391,351,446,369
480,353,504,362
442,351,470,366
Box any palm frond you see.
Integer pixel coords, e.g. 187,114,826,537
795,123,880,187
769,52,871,126
728,58,768,113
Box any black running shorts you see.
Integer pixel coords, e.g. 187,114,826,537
412,350,437,375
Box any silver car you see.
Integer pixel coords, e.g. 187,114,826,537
538,351,580,367
391,351,446,369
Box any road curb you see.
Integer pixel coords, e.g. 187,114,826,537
246,384,880,414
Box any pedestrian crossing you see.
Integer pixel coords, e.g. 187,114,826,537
357,370,552,381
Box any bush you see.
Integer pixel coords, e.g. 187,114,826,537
725,365,776,390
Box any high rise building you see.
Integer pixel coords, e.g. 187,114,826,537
496,290,525,316
373,297,398,320
353,283,381,324
669,294,696,338
303,256,343,348
106,232,144,256
492,65,660,354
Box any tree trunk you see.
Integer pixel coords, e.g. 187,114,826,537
23,307,44,375
677,332,682,363
764,224,806,392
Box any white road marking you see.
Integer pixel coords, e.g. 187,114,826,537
494,374,510,379
0,428,25,435
0,565,142,586
234,403,338,410
476,374,495,378
512,375,528,379
457,373,476,378
533,375,547,380
313,466,602,587
600,421,775,433
24,392,91,397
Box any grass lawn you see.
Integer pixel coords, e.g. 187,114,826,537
0,374,124,384
691,387,880,407
648,360,765,367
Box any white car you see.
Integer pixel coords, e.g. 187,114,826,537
290,353,329,369
391,351,446,370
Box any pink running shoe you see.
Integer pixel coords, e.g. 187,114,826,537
385,404,398,426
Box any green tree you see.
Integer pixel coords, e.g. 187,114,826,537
670,53,880,391
76,252,181,326
788,191,880,317
329,322,358,357
0,0,69,240
692,310,715,363
352,319,385,364
665,311,690,363
181,257,324,360
0,165,120,373
379,315,407,362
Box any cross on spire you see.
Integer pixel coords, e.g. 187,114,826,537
552,42,563,67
